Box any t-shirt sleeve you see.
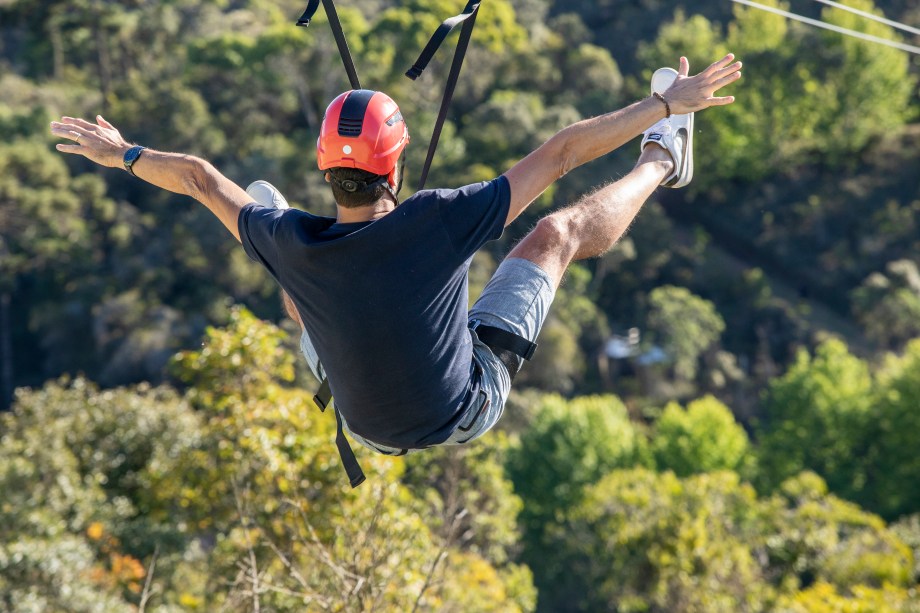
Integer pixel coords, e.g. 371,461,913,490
437,176,511,257
238,203,288,279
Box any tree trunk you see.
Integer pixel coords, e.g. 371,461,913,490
1,291,12,410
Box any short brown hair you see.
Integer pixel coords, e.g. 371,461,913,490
328,168,389,208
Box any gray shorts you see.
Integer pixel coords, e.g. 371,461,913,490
300,257,556,455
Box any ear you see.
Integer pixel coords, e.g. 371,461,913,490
387,167,398,189
324,172,331,183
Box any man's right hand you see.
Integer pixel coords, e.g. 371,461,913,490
662,54,742,114
51,115,252,243
50,115,132,169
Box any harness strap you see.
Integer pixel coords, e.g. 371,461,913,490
408,1,482,190
474,324,538,361
313,377,365,487
297,0,362,90
405,0,482,80
313,376,332,411
334,407,367,487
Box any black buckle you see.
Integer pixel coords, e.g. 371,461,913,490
296,0,321,26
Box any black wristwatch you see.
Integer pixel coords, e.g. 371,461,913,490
123,146,146,176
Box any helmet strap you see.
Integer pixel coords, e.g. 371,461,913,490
389,150,407,201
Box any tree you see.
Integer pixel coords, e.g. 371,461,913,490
861,340,920,519
0,309,539,610
0,137,98,403
0,377,201,610
506,394,649,609
646,285,726,382
651,395,752,478
761,472,914,593
548,469,774,613
637,0,917,185
756,339,874,502
851,260,920,351
776,582,920,613
544,469,914,613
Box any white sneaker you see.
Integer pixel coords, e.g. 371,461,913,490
641,67,694,188
246,180,290,210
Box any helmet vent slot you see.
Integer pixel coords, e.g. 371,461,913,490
338,117,364,137
337,89,375,137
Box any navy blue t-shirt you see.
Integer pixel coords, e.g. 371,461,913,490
238,177,510,448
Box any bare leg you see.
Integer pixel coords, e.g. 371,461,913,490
507,145,673,288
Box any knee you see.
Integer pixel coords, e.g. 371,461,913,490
506,213,575,286
530,214,573,249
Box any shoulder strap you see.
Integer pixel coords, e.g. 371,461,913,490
407,1,482,190
297,0,362,90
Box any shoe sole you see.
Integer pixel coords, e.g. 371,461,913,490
650,67,694,188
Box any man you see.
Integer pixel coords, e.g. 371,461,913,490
52,54,741,485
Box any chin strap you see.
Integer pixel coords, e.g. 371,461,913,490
327,172,400,206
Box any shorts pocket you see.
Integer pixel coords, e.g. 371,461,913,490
458,390,490,434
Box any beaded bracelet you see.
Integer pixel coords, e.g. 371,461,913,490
652,92,671,118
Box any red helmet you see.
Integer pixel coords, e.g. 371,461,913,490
317,90,409,189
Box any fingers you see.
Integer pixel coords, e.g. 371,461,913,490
703,53,735,76
61,116,98,131
50,121,91,142
712,70,742,90
678,56,690,77
55,143,85,155
707,95,736,106
714,61,742,78
97,115,116,130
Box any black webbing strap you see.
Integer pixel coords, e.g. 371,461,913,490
408,1,482,190
334,408,366,487
405,0,482,80
313,377,366,488
474,324,538,361
313,377,332,410
297,0,362,90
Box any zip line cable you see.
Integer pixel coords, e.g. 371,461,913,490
809,0,920,37
730,0,920,55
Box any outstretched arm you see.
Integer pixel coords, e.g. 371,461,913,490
501,54,742,225
50,116,250,242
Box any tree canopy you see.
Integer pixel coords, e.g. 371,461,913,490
1,0,919,609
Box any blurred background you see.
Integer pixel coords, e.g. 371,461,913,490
1,0,918,610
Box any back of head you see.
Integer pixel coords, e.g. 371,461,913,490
317,90,410,207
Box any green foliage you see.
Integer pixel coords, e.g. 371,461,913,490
0,312,539,610
0,377,200,609
765,472,914,592
862,340,920,519
549,469,773,613
2,0,920,608
638,0,917,185
506,394,649,605
403,434,537,610
756,339,873,500
543,469,915,613
852,260,920,351
776,582,920,613
647,285,726,381
651,395,751,477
